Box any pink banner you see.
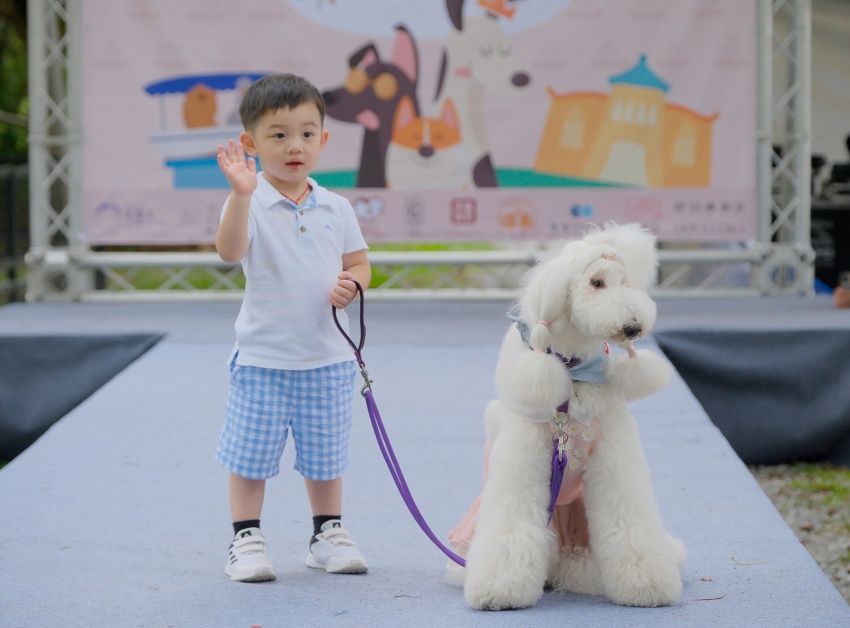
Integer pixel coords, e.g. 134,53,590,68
81,0,757,244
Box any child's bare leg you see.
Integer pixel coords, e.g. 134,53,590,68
304,477,342,516
230,473,265,521
225,473,275,582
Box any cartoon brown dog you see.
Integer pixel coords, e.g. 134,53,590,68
321,25,420,188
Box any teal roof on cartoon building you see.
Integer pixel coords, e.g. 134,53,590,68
609,54,669,92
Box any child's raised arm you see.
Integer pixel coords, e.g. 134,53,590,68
215,139,256,263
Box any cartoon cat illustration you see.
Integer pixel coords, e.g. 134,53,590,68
386,96,469,190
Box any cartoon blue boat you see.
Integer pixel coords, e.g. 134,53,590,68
144,73,267,188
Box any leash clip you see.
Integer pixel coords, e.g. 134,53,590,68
551,417,568,463
557,434,567,463
359,365,373,397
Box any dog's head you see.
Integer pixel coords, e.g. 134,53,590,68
321,25,419,133
519,222,659,357
436,0,531,100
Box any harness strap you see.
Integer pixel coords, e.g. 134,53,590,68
332,281,467,567
549,443,568,522
548,406,570,523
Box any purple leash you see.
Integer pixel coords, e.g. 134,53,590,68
332,281,468,567
332,282,569,565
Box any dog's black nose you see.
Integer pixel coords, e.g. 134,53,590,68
512,72,530,88
623,323,643,339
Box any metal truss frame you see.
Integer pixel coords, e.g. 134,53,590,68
25,0,814,301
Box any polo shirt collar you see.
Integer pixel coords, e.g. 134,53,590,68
255,173,324,210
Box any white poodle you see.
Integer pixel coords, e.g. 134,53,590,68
447,222,686,610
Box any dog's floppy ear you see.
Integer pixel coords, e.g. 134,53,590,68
583,222,658,290
521,255,574,352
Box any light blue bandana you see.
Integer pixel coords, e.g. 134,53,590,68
510,315,609,384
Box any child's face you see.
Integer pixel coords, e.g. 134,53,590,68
241,102,328,193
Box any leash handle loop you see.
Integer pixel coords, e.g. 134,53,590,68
331,279,366,367
331,280,372,395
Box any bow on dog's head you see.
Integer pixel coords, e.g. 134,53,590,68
520,222,659,358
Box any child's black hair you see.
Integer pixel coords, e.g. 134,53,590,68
239,73,325,130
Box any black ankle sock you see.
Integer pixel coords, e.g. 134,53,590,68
233,519,261,536
312,515,341,539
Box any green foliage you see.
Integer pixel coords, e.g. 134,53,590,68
100,242,498,291
103,267,246,291
369,242,497,253
0,18,28,158
369,242,497,288
788,463,850,504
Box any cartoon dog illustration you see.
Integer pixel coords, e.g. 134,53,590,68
434,0,531,187
386,96,468,190
321,25,420,188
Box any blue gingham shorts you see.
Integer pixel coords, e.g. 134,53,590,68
216,358,356,481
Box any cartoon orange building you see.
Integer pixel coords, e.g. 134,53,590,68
534,55,718,187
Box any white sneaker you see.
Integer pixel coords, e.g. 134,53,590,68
305,520,368,574
225,528,276,582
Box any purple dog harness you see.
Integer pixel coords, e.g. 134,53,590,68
511,316,610,522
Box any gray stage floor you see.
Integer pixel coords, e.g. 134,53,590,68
1,296,849,627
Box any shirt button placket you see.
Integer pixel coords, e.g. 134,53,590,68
295,207,309,243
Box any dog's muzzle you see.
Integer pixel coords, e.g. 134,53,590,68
622,322,643,340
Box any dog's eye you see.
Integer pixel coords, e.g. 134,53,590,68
590,277,605,289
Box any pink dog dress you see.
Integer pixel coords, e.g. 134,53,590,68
447,415,600,550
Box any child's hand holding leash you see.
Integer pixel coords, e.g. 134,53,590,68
331,271,359,309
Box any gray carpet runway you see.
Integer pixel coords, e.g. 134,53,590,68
0,297,848,626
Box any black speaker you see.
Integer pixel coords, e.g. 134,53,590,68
811,202,850,288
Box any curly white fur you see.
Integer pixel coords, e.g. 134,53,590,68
450,222,686,610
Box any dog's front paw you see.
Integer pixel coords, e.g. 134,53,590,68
463,523,553,610
464,574,543,610
607,350,672,401
602,550,683,607
464,545,548,610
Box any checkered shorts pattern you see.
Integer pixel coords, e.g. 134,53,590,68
216,360,356,481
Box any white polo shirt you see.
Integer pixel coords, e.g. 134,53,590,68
224,173,368,370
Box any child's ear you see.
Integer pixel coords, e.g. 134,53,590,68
240,131,258,156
